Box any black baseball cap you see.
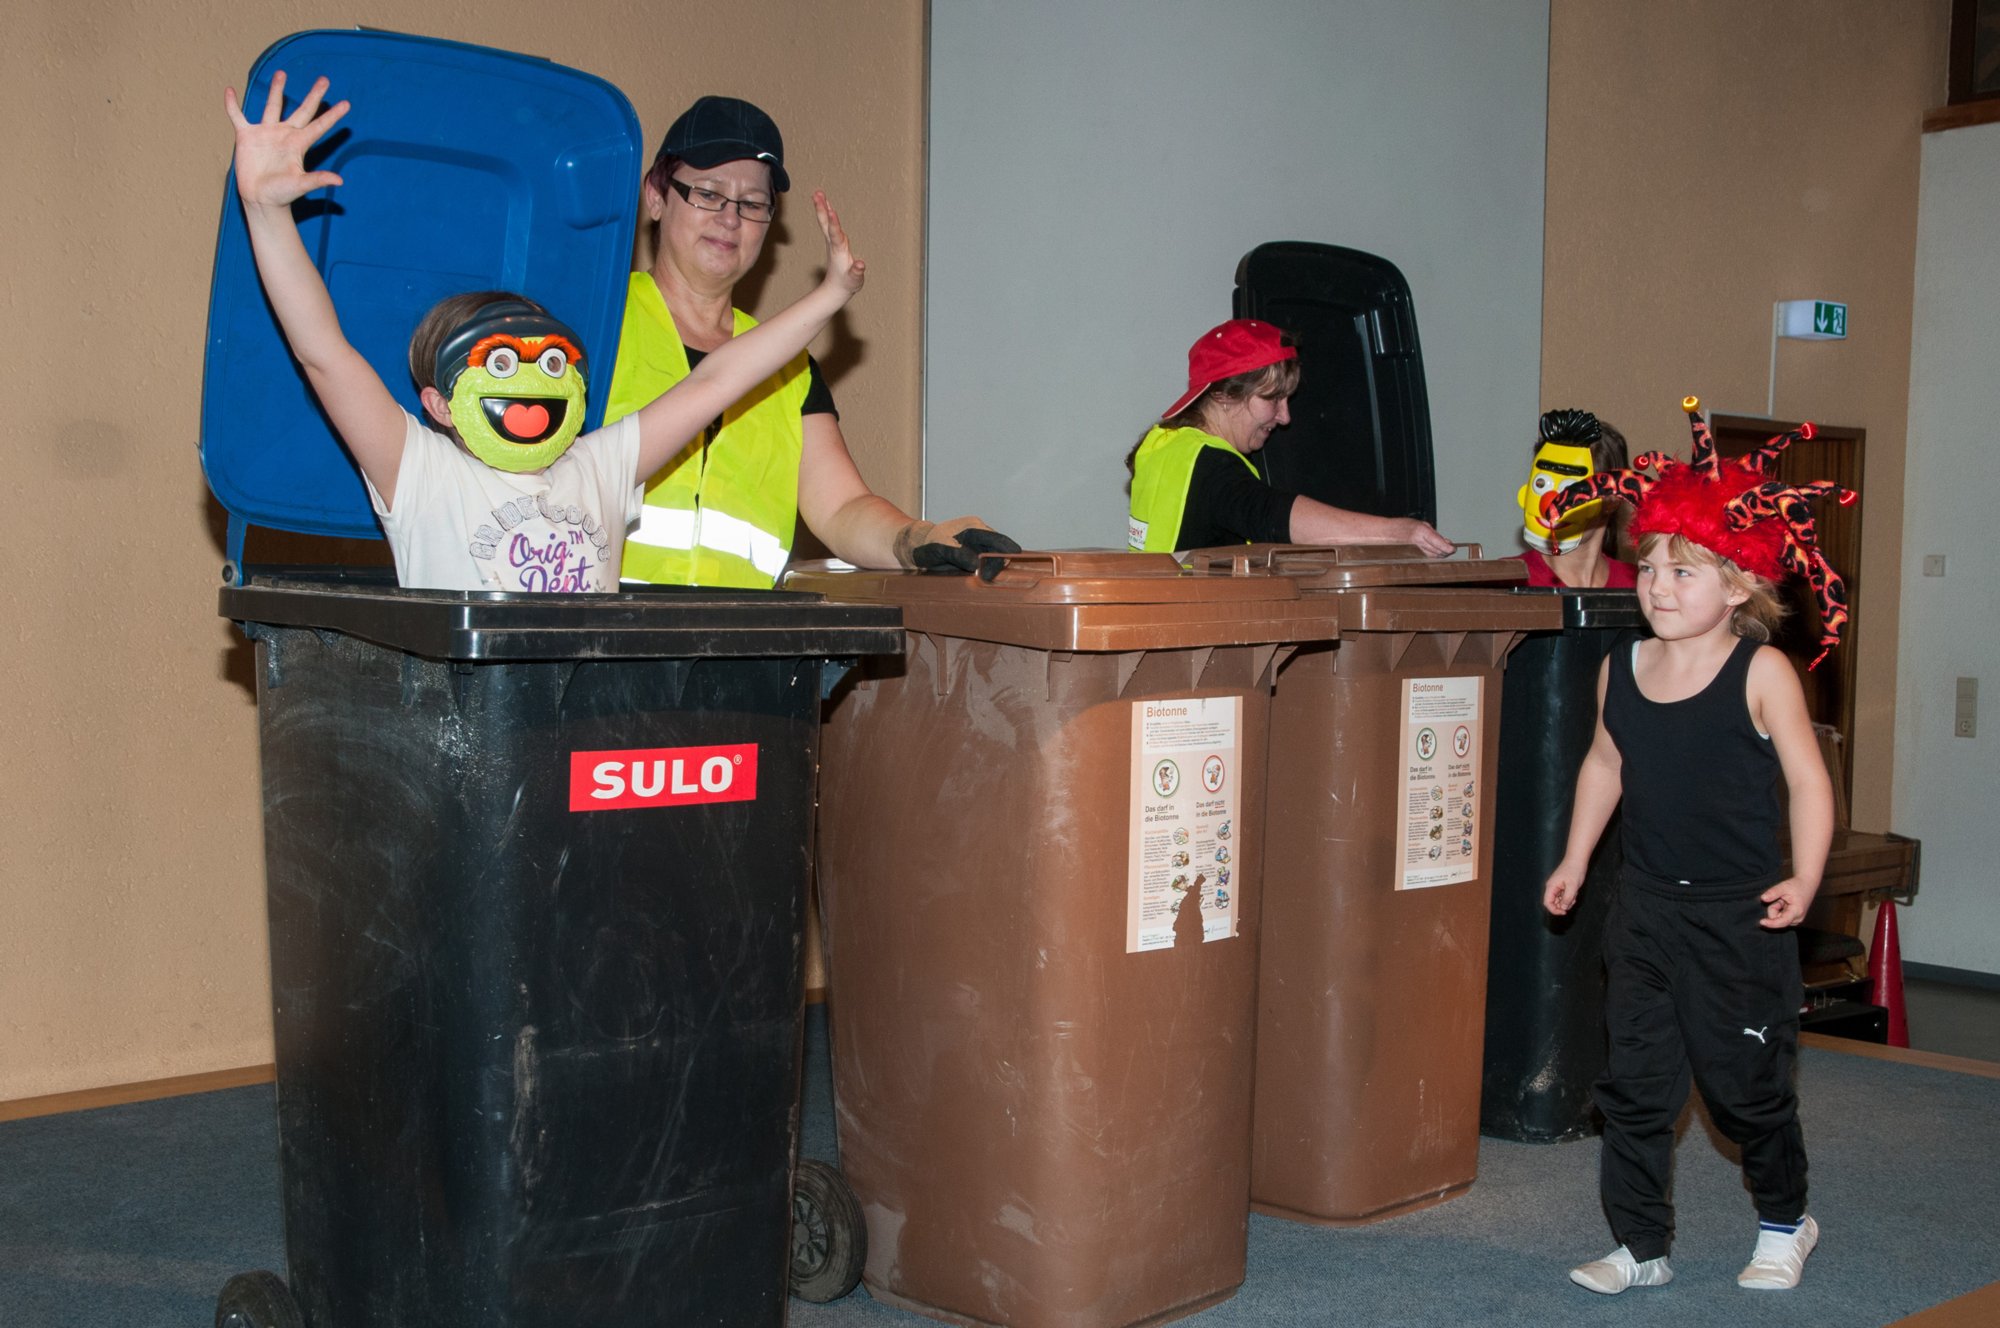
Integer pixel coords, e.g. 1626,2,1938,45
655,95,789,193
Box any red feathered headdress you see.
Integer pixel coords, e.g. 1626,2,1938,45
1542,396,1856,667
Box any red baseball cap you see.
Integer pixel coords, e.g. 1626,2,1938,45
1163,319,1297,419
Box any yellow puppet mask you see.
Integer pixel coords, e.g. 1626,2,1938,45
1518,441,1604,553
1518,409,1608,553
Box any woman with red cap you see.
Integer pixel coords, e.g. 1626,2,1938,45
1125,319,1454,555
603,96,1013,585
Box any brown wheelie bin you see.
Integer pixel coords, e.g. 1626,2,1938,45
1184,545,1560,1225
788,551,1334,1328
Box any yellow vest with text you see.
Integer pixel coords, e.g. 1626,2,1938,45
1126,425,1261,553
603,273,809,587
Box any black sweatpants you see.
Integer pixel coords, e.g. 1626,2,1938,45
1593,877,1808,1261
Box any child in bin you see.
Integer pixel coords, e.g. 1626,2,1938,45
1541,397,1846,1295
225,72,864,592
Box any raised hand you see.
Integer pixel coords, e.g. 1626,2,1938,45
812,190,866,294
224,71,348,210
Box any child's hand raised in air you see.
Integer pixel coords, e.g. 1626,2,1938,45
812,191,866,295
224,71,348,211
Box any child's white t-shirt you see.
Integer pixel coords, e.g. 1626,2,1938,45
365,412,645,592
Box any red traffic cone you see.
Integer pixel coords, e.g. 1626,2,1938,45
1868,900,1909,1048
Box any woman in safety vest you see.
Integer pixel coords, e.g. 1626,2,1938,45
604,96,1015,587
1125,319,1454,555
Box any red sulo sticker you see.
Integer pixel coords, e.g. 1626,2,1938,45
569,743,759,811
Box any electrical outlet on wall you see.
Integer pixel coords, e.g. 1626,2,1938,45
1956,677,1978,739
1922,554,1947,577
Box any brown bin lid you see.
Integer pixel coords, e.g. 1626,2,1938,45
1179,544,1561,633
784,550,1340,651
1328,585,1563,633
1181,542,1531,591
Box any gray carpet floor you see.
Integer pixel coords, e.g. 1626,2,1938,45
794,1044,2000,1327
4,1012,1996,1327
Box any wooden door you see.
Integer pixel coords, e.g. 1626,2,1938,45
1711,414,1863,807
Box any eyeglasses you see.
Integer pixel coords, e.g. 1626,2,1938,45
664,177,777,223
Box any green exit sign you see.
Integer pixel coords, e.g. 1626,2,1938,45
1778,299,1848,340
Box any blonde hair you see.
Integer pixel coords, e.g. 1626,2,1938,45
1637,532,1786,641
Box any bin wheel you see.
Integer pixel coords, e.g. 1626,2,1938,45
215,1270,303,1328
790,1158,866,1303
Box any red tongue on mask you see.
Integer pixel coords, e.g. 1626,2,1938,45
503,403,551,438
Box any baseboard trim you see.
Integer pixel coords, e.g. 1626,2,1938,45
0,1064,276,1124
1802,1033,2000,1079
1904,961,2000,991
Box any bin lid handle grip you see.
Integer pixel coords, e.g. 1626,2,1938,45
1180,542,1486,574
976,549,1186,584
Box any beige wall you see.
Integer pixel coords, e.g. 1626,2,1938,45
1542,0,1951,833
2,1,925,1101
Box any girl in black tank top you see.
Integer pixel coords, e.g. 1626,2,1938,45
1603,630,1782,894
1530,397,1855,1293
1540,534,1836,1294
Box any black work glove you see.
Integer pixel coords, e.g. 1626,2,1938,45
911,526,1022,581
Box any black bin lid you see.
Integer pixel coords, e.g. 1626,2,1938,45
1233,242,1437,527
1509,585,1644,630
223,574,905,662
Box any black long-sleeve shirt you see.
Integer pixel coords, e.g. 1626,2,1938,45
1173,447,1297,549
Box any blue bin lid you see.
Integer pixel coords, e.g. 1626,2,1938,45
200,29,642,550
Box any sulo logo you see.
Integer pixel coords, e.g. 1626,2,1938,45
568,742,759,812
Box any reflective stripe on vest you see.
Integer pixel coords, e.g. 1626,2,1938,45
1126,425,1260,553
624,503,791,581
603,272,808,588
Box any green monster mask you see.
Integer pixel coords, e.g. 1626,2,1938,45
433,301,589,473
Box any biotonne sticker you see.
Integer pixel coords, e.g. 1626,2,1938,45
1128,696,1242,952
569,743,758,811
1395,676,1482,889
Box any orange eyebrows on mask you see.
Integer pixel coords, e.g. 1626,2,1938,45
467,333,585,370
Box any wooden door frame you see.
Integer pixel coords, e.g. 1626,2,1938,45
1710,413,1863,807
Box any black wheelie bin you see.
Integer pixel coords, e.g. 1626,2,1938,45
200,31,902,1326
1480,587,1643,1143
215,579,899,1327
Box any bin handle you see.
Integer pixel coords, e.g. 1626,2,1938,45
976,549,1186,584
1180,542,1487,576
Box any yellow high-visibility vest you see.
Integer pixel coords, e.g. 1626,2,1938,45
1126,425,1260,553
604,273,809,587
